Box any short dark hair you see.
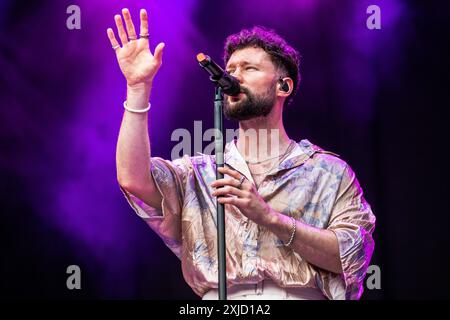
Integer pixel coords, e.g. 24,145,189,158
223,26,301,106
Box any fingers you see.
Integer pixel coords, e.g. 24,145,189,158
107,28,120,49
211,178,240,189
114,14,128,45
217,197,248,206
217,197,237,205
216,167,250,189
218,166,242,179
154,42,165,63
139,9,149,38
211,175,248,198
212,185,246,198
122,8,137,40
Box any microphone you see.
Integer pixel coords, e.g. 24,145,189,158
196,53,241,96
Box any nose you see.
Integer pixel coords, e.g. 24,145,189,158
230,69,244,84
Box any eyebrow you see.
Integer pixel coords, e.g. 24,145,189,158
226,61,256,69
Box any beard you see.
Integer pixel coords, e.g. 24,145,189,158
223,80,277,121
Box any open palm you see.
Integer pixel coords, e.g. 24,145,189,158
107,8,164,86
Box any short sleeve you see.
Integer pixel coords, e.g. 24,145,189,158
120,156,191,259
327,163,376,300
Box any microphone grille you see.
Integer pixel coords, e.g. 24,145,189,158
196,52,207,62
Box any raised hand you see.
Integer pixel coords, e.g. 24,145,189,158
107,8,164,87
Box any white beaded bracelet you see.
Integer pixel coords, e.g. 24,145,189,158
283,216,297,247
123,101,151,113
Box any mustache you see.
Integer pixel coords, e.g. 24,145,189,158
227,87,250,97
239,87,250,95
226,87,250,100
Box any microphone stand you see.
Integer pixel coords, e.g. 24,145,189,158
214,86,227,300
197,53,239,300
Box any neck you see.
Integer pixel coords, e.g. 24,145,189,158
236,105,291,162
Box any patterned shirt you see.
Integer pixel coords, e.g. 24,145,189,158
120,139,376,300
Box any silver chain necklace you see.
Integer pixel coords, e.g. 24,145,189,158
245,140,295,164
247,140,296,176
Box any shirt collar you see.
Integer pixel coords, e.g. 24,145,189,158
224,138,324,182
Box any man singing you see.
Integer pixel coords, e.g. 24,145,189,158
108,8,375,300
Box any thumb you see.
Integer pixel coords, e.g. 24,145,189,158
154,42,165,63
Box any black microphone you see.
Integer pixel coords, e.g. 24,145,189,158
196,53,241,96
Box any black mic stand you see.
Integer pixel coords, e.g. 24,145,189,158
214,86,227,300
197,53,240,300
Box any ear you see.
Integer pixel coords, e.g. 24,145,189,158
277,77,294,97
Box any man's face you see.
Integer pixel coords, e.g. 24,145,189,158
224,47,278,121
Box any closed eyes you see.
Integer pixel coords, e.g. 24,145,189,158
226,66,258,74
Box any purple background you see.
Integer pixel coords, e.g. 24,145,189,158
1,0,449,299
